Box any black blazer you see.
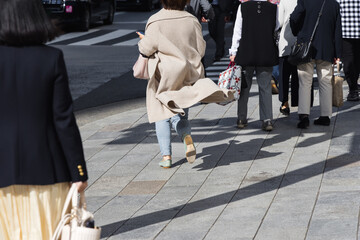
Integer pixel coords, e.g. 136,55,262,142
290,0,342,63
215,0,233,14
0,45,88,188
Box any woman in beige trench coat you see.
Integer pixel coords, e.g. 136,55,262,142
137,0,234,168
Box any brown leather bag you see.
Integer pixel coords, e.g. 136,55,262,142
332,62,344,107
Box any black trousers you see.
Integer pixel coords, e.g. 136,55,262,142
208,5,226,59
342,38,360,92
278,56,314,107
278,56,299,106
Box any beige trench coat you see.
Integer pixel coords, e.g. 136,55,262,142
138,9,234,123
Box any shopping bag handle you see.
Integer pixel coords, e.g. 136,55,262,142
226,61,235,69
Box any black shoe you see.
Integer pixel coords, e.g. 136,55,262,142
314,116,330,126
262,120,273,131
347,92,359,101
237,119,248,129
297,116,309,129
279,106,290,115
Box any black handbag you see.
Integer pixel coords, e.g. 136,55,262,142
288,0,326,66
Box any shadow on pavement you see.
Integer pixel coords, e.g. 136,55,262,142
100,151,358,237
100,100,359,238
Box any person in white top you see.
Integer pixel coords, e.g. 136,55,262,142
276,0,299,115
229,0,279,131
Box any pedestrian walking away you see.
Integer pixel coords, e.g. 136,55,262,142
136,0,234,169
290,0,342,129
185,0,215,22
337,0,360,101
208,0,233,61
0,0,88,239
185,0,215,77
230,0,279,131
276,0,299,115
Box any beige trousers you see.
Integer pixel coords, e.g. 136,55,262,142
297,60,333,116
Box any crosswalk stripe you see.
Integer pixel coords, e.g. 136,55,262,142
206,65,229,71
69,29,134,45
49,27,211,46
49,29,112,45
48,29,101,44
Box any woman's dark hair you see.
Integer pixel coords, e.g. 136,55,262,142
161,0,188,10
0,0,59,46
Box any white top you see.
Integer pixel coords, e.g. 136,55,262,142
277,0,298,56
229,0,279,56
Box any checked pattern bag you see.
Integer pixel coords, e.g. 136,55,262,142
218,63,242,105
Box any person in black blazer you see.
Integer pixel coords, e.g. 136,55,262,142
208,0,233,61
0,0,88,239
290,0,342,128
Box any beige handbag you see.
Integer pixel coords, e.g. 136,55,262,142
52,184,101,240
133,54,149,79
332,62,344,107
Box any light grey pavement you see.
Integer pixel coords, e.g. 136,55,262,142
76,63,360,240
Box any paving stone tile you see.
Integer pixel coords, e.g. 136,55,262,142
101,123,133,132
306,218,357,240
80,130,98,141
206,205,269,239
83,138,112,148
165,172,210,187
84,147,102,160
87,131,121,140
119,181,166,196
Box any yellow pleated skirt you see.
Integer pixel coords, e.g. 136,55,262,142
0,182,70,240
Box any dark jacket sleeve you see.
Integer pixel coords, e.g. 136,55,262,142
200,0,215,20
334,2,342,59
219,0,233,14
290,0,305,37
52,51,88,182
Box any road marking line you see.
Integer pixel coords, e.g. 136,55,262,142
48,29,100,44
69,29,134,45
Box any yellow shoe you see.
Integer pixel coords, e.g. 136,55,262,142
183,135,196,164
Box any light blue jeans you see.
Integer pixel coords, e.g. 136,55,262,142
155,109,191,156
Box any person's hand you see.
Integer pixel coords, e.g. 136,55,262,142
136,32,144,40
201,17,208,23
73,181,88,193
229,55,235,62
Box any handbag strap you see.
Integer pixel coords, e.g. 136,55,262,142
52,213,72,240
309,0,327,43
227,62,235,69
52,184,87,240
60,184,77,217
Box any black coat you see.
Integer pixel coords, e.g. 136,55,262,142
214,0,233,14
290,0,342,63
0,45,88,188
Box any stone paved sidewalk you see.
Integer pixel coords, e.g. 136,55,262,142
78,67,360,240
